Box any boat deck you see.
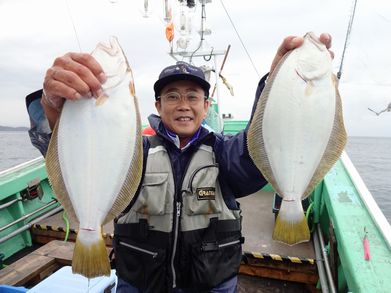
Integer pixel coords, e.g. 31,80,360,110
30,190,315,256
28,190,318,289
239,190,315,259
238,191,318,288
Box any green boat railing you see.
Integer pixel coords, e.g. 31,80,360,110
314,151,391,292
0,157,59,260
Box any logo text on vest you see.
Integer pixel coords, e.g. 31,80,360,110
196,187,216,200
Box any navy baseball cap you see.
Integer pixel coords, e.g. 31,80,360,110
154,61,210,99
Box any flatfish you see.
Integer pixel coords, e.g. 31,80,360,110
247,32,347,245
46,37,143,277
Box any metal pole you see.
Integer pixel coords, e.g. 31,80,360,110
317,224,337,293
213,54,221,113
0,198,20,210
313,230,330,293
0,206,63,244
211,44,231,98
0,200,58,233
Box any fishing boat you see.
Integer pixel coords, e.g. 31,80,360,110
1,132,391,292
1,0,391,292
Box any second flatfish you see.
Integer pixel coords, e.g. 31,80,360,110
248,32,347,245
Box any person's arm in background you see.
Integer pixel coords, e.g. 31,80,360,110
26,90,51,156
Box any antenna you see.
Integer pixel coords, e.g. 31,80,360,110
337,0,358,80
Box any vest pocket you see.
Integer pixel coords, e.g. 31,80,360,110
183,164,222,215
135,172,169,215
190,237,242,289
115,237,167,292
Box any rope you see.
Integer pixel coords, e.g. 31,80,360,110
65,0,82,52
219,0,260,78
306,202,315,232
62,210,70,242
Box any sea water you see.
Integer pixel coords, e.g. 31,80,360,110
0,131,390,222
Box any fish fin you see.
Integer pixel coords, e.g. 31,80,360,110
305,81,313,96
272,199,310,245
45,118,79,223
72,229,110,278
95,92,109,106
303,74,347,197
129,79,136,97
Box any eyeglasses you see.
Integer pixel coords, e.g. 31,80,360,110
158,91,207,105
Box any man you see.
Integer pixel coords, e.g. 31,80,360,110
26,34,332,292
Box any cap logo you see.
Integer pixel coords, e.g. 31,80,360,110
178,64,189,74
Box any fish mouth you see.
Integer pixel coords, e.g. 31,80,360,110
305,32,325,50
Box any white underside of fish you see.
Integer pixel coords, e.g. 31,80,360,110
262,52,335,202
248,32,347,245
46,37,143,277
58,79,136,231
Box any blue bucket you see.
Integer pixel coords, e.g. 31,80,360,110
0,285,27,293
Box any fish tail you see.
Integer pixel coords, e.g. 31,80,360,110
72,228,110,278
272,199,310,245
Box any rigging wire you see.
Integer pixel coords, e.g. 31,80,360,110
65,0,82,52
219,0,260,78
203,46,214,62
337,0,358,80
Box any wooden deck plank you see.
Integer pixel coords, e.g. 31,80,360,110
0,253,57,286
240,264,318,285
32,240,74,265
0,240,111,286
237,274,317,293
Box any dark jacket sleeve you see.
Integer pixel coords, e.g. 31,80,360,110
247,73,268,130
25,90,51,156
215,74,269,200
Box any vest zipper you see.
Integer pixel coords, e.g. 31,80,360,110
167,145,199,289
119,241,158,258
171,201,181,288
187,164,218,192
218,239,241,248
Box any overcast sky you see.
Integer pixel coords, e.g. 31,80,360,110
0,0,390,137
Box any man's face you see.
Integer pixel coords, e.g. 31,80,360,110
155,80,210,144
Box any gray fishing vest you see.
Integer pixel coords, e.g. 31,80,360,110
114,137,243,292
117,142,241,230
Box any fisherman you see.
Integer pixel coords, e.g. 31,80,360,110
26,33,333,292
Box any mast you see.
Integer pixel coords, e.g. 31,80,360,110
167,0,227,132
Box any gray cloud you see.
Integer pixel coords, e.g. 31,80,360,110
0,0,390,136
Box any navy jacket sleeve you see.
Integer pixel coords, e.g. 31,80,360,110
25,90,51,156
215,74,269,199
